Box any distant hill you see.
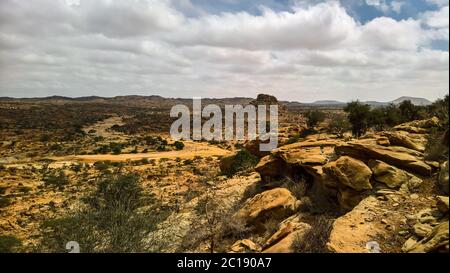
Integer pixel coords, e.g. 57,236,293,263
390,96,432,106
311,100,345,105
0,95,433,107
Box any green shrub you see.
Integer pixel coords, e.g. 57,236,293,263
222,149,259,177
38,174,169,253
43,170,69,189
110,142,123,155
285,134,301,145
173,141,185,150
327,114,351,137
0,197,11,208
424,129,449,162
183,159,193,165
344,101,371,137
305,110,326,128
0,236,22,253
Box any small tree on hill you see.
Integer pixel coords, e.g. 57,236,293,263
344,101,371,137
305,110,326,128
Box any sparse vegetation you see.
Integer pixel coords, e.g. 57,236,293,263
0,196,11,208
0,235,22,253
173,141,185,150
292,215,334,253
43,170,69,189
38,174,169,253
221,149,259,177
326,113,351,138
305,110,326,128
344,101,371,137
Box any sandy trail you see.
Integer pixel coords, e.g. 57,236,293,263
51,141,231,163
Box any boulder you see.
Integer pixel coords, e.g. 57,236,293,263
383,132,425,152
376,138,390,146
234,188,300,226
413,223,433,238
276,147,328,166
336,143,432,176
262,215,312,253
254,155,286,181
404,221,449,253
323,156,372,191
393,125,429,134
303,165,338,189
439,161,449,195
394,117,439,130
368,160,421,189
436,196,449,214
229,239,261,253
262,224,311,253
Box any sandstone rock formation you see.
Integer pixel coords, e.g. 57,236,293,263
323,156,372,191
234,188,300,227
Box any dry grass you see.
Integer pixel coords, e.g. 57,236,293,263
292,215,334,253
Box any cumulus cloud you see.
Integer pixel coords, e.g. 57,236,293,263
167,2,358,50
0,0,448,101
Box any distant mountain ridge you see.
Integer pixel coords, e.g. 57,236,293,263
0,95,433,107
302,96,432,106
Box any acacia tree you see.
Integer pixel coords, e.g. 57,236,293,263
344,101,371,137
327,114,351,138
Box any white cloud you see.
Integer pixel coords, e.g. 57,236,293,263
391,1,405,13
422,5,449,28
425,0,449,7
359,17,424,51
0,0,448,101
167,2,358,50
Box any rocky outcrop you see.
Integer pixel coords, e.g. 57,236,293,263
368,159,422,189
327,196,383,253
323,156,372,191
403,221,449,253
336,142,432,176
436,196,449,214
439,161,449,195
254,155,286,181
234,188,300,227
397,117,440,129
383,132,425,152
262,215,311,253
393,117,440,134
229,239,261,253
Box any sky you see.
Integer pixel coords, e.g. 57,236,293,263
0,0,448,102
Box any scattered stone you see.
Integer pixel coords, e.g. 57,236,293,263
410,194,419,199
402,237,419,252
439,161,449,195
404,222,449,253
262,221,312,253
413,223,433,238
436,196,449,214
230,239,261,253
